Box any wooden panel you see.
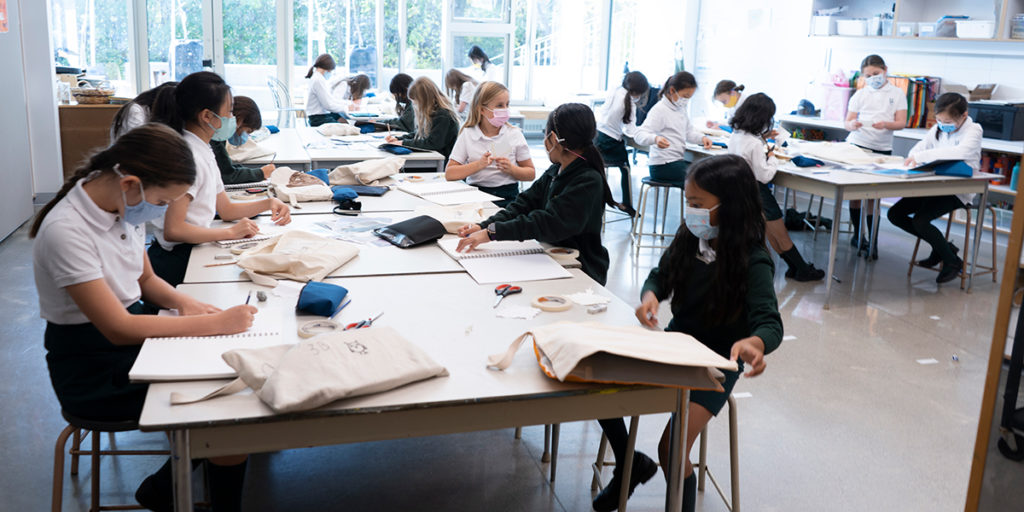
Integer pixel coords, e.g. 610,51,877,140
58,104,120,179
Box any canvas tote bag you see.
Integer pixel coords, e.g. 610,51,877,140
328,156,405,186
268,166,334,205
236,231,359,287
487,321,737,389
170,327,449,413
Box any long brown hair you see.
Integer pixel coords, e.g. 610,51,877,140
620,71,649,125
408,77,459,139
306,54,336,79
111,81,177,139
462,81,508,132
30,123,197,238
444,69,478,104
346,74,372,101
232,95,262,131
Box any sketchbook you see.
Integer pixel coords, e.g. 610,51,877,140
436,238,571,284
398,181,502,206
223,180,270,190
215,233,275,247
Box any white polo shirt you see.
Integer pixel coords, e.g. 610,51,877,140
633,96,704,166
449,124,531,188
459,81,477,107
845,82,907,152
596,87,639,141
305,72,350,116
152,130,224,250
34,179,145,325
908,117,983,205
728,129,778,184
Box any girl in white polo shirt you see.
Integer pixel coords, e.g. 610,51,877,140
595,71,650,216
634,72,713,186
148,71,291,287
445,81,535,207
31,123,255,511
844,54,908,255
890,92,982,284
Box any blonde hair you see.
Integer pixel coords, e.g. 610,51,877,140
462,81,510,132
445,69,478,104
408,77,459,139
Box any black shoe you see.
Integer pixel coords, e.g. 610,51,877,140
135,471,174,512
850,234,860,248
790,264,826,282
592,452,659,512
615,202,637,217
918,243,959,268
937,259,963,284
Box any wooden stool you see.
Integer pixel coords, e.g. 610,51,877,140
52,411,169,512
591,396,741,512
908,204,999,289
631,177,684,258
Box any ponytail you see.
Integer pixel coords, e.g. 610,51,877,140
30,123,197,238
149,71,231,133
660,71,697,99
306,54,337,79
547,103,616,208
111,81,177,140
620,71,649,125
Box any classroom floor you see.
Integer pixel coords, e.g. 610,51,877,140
0,147,1011,511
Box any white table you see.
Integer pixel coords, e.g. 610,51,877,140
297,127,446,172
183,214,464,284
141,271,712,511
270,189,438,215
243,128,312,171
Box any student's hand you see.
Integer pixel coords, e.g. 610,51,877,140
701,136,713,149
848,120,863,131
767,129,780,139
229,218,260,239
706,120,717,129
904,157,917,167
268,198,291,226
177,296,222,316
635,291,660,329
872,121,888,130
456,229,490,253
477,151,494,169
494,157,513,172
655,136,671,149
217,305,258,334
385,135,399,143
730,336,766,377
458,224,482,237
261,164,276,178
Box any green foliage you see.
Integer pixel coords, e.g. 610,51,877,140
223,0,276,64
406,0,442,68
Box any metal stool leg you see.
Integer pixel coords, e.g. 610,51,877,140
660,186,670,236
550,424,560,482
728,395,740,512
697,426,708,492
990,206,999,283
52,425,75,512
592,434,610,491
91,429,101,512
961,208,972,290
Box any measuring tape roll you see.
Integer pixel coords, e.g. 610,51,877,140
545,247,579,263
297,320,342,338
230,241,260,255
532,295,572,312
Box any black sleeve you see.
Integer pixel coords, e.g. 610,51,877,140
211,141,264,184
402,113,457,152
480,172,551,228
491,170,603,242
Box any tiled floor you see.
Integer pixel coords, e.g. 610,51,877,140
2,148,1018,511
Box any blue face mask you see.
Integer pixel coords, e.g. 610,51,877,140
228,130,249,146
207,111,237,142
115,166,168,226
866,74,887,90
937,121,958,133
685,203,720,240
323,71,332,80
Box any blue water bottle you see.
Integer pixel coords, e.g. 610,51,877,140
1011,162,1020,191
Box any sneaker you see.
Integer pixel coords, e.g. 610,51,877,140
917,243,959,268
937,258,963,284
592,452,659,512
791,264,826,282
135,472,173,512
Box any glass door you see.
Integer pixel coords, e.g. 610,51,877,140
447,0,513,87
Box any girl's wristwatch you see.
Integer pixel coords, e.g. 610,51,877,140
486,224,497,240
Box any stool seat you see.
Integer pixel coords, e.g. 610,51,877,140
61,410,139,433
640,176,685,188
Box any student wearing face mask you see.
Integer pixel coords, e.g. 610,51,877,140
705,80,747,129
634,72,713,186
728,93,824,281
844,54,908,255
211,96,276,184
455,103,615,284
148,71,291,287
593,155,783,512
445,81,535,207
31,123,258,512
595,71,650,216
889,92,981,284
304,53,353,126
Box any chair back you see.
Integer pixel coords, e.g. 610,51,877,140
266,76,293,110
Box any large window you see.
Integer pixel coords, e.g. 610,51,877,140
406,0,443,84
147,0,203,88
50,0,134,95
525,0,604,104
223,0,277,108
293,0,379,100
607,0,685,96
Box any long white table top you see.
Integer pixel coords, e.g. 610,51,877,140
139,269,711,431
241,128,311,169
297,126,446,171
271,189,439,215
183,214,465,284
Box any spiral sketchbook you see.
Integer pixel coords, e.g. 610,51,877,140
215,233,274,248
129,312,284,382
398,181,502,206
223,180,270,191
436,238,571,284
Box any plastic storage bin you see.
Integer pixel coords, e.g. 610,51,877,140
812,16,837,35
956,20,996,39
1012,14,1024,39
836,19,868,36
918,22,937,38
897,22,917,37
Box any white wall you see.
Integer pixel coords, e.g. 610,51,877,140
0,0,38,240
21,0,63,196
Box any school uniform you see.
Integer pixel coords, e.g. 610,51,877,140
480,158,610,284
211,139,265,185
384,103,416,133
111,103,148,140
449,124,530,206
459,81,477,109
34,179,151,421
642,245,782,414
306,73,351,127
728,129,784,221
887,118,983,266
633,97,704,185
846,82,907,153
398,109,460,159
594,87,641,209
149,130,225,287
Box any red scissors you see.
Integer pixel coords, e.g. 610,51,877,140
344,312,384,330
493,284,523,308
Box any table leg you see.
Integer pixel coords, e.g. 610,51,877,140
870,200,881,261
665,389,690,512
618,416,640,512
969,186,990,293
171,430,192,512
825,190,844,310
